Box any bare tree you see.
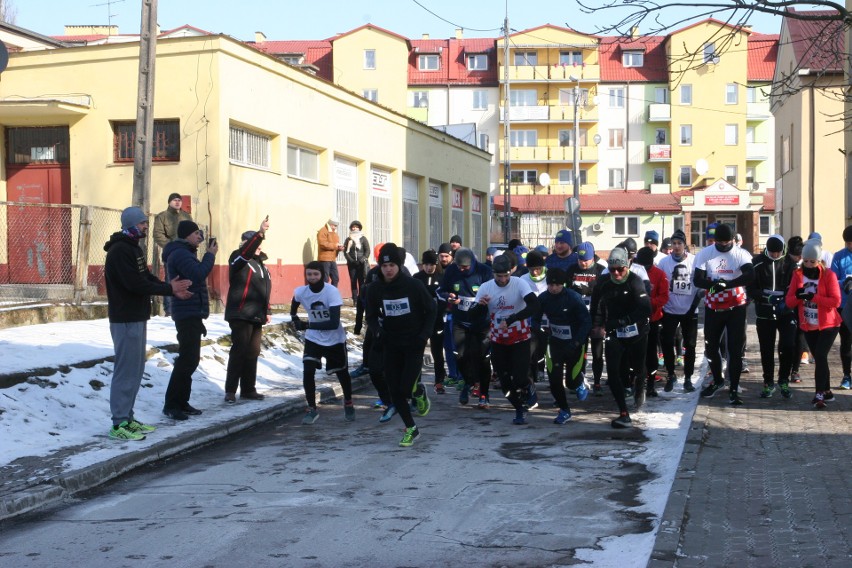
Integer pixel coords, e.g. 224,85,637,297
0,0,17,24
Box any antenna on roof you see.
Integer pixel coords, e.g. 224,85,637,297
91,0,126,34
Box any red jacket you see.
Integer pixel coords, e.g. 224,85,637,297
647,264,670,322
785,265,842,331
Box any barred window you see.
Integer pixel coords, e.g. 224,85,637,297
230,125,271,169
114,119,179,163
6,126,70,165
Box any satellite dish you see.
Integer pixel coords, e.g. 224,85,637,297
538,172,551,187
712,56,721,65
695,158,709,176
751,181,760,192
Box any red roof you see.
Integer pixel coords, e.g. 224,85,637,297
747,33,779,81
785,9,844,72
408,38,498,86
599,36,668,82
250,40,333,80
493,191,681,213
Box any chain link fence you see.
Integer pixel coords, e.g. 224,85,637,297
0,202,155,305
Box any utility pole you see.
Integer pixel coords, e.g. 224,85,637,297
131,0,157,213
571,78,581,240
502,5,512,243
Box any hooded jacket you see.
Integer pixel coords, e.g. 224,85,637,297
104,232,173,323
163,239,215,321
437,257,493,330
749,243,795,320
224,232,271,324
365,270,436,346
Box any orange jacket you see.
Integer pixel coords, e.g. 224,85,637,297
317,224,340,262
785,265,842,331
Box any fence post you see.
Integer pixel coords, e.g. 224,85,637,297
74,206,93,305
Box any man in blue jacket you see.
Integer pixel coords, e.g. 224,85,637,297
162,220,218,420
830,225,852,389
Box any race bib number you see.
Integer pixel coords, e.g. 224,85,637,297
383,297,411,317
804,302,818,326
550,324,573,340
616,323,639,338
672,279,692,296
457,296,476,312
540,315,549,328
308,308,330,323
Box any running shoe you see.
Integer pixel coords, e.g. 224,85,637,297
344,402,355,422
624,386,633,398
554,409,572,424
413,386,431,417
459,383,470,405
372,399,386,409
576,382,589,402
109,422,146,441
700,381,724,398
350,365,369,378
593,383,603,396
840,375,852,390
301,407,319,425
779,383,792,399
823,390,835,402
729,391,743,406
512,409,528,425
611,412,632,429
813,392,826,409
444,377,460,388
471,384,481,398
664,375,676,393
742,364,750,374
800,353,810,365
399,426,420,447
657,354,664,367
683,378,695,392
790,372,802,383
434,382,446,394
477,395,490,409
760,384,776,398
127,419,156,433
224,393,236,404
379,405,397,423
526,386,539,410
676,356,684,368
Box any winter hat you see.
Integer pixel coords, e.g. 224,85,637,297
421,250,438,265
177,220,200,239
661,238,673,250
350,220,362,231
305,260,325,277
378,243,404,266
554,230,573,246
328,217,340,226
508,239,523,250
120,206,147,230
454,248,475,267
546,267,567,285
486,246,498,256
438,242,453,254
766,235,785,253
787,236,804,256
373,242,386,262
241,230,257,242
534,245,550,255
575,242,595,261
525,250,545,268
450,234,462,245
802,239,822,261
714,223,734,242
608,247,629,268
644,230,660,245
635,246,656,268
492,254,512,274
808,232,822,242
843,225,852,243
167,192,182,203
513,246,530,267
670,229,687,244
620,237,638,255
706,222,719,241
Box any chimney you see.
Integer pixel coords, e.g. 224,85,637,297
422,33,430,40
631,26,639,38
255,31,267,43
455,28,463,40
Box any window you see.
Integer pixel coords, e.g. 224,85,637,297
229,125,269,169
725,124,738,145
679,166,692,186
418,54,440,70
691,217,707,248
363,89,378,102
653,168,666,184
725,166,738,184
759,214,772,236
115,119,179,163
412,91,428,108
680,84,692,105
746,86,757,103
746,167,756,184
364,49,376,69
608,168,625,189
287,144,318,180
614,216,639,237
609,88,625,108
559,88,589,105
479,133,489,151
673,216,685,234
655,87,668,104
680,125,692,145
558,169,587,185
746,126,756,143
609,129,624,148
558,129,587,147
510,89,537,106
514,51,537,66
703,43,717,64
726,84,738,104
280,55,302,65
473,90,488,110
510,169,537,183
6,126,70,165
655,128,667,144
467,54,488,70
623,51,644,67
510,130,537,147
559,51,582,65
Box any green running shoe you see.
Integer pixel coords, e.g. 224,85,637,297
127,419,156,433
779,383,792,399
413,385,431,417
399,426,419,447
109,421,146,441
759,384,776,398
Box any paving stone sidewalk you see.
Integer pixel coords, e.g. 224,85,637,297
651,324,852,568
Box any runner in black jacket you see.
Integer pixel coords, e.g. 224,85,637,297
413,249,447,392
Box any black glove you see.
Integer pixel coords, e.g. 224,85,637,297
291,316,307,331
795,288,814,301
844,276,852,294
711,280,728,294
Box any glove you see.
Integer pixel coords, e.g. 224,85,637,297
291,316,307,331
795,288,814,301
711,280,728,294
844,276,852,294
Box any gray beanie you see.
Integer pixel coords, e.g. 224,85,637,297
802,239,822,261
121,206,147,230
608,247,629,268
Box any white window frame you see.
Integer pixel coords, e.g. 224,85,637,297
514,51,537,66
746,166,756,184
679,166,692,186
229,125,271,170
559,129,587,147
681,84,692,105
655,128,667,144
472,90,488,110
759,214,772,236
725,124,738,145
704,43,717,64
363,89,378,102
746,86,757,103
680,125,693,146
418,54,440,71
746,126,756,143
510,89,537,106
653,168,666,184
726,83,738,105
558,169,587,185
559,51,582,66
467,54,488,70
609,128,624,148
608,168,625,189
725,165,738,185
614,216,639,237
623,51,644,67
412,91,428,108
287,143,318,181
510,130,537,147
364,49,376,70
655,87,668,104
609,88,625,109
559,88,589,106
510,169,537,183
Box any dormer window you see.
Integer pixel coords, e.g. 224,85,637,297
280,54,303,65
467,53,488,70
622,50,644,67
418,54,440,70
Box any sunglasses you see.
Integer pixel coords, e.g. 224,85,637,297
609,266,627,273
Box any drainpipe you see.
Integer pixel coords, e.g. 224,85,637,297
625,81,630,191
808,84,815,233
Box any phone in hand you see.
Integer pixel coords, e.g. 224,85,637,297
208,237,216,247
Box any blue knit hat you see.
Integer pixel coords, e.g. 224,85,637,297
576,241,595,260
120,206,147,230
554,230,573,246
644,230,660,245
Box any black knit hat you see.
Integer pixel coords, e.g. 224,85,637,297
787,236,804,256
634,246,656,267
168,192,182,203
714,223,734,242
177,220,200,239
378,243,404,266
670,229,687,244
546,267,567,285
438,243,452,254
525,250,545,268
421,250,438,265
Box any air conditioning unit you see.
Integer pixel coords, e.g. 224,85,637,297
591,222,604,232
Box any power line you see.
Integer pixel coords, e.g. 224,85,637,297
409,0,502,33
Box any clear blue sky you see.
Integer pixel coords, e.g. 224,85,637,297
14,0,785,41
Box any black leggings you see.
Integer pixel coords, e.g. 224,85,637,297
661,311,698,379
838,308,851,375
605,334,648,414
428,328,446,382
755,315,797,386
704,306,747,392
453,325,492,395
589,337,603,383
492,340,531,411
804,327,840,392
548,340,585,411
302,367,352,409
384,342,426,428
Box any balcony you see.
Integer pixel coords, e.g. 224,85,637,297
497,143,599,163
498,181,599,195
648,104,671,121
504,63,601,82
499,104,598,123
648,144,671,162
500,105,549,121
746,103,771,120
746,142,769,160
650,183,671,194
548,145,598,162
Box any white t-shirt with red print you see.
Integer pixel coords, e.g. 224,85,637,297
474,276,534,345
693,245,753,310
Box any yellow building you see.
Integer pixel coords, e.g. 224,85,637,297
0,31,490,301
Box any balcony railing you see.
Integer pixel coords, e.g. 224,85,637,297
499,104,598,122
746,142,769,160
648,104,671,121
504,63,600,82
497,143,599,163
648,144,672,162
498,181,598,195
746,103,771,120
